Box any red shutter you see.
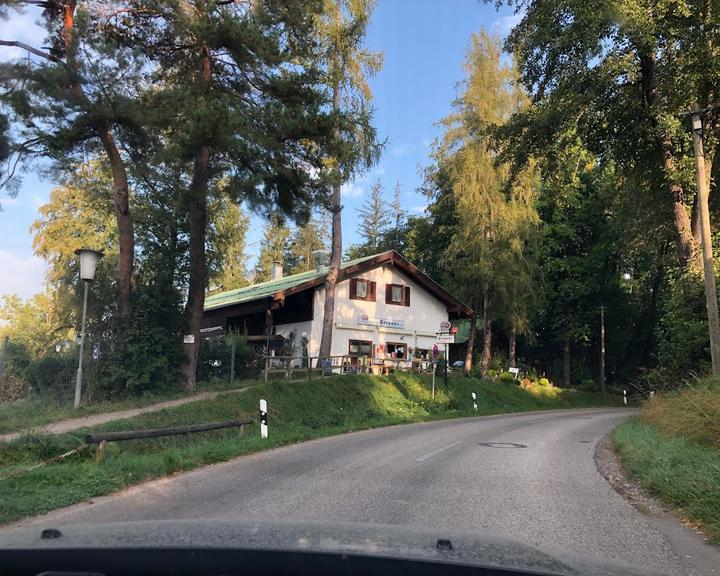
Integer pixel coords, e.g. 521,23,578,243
385,284,392,304
404,286,411,306
350,278,357,299
369,281,376,301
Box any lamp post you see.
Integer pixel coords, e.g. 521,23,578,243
74,248,103,409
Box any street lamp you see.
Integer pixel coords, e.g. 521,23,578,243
74,248,103,409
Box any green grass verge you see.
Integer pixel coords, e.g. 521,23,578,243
1,373,618,524
612,417,720,543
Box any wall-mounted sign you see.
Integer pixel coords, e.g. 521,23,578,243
183,334,195,344
357,314,404,329
440,320,451,331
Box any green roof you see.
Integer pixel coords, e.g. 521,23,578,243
204,253,379,311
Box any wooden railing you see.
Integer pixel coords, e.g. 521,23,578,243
260,355,434,381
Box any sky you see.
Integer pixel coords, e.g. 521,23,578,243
0,0,521,300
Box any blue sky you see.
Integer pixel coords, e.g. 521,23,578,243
0,0,520,300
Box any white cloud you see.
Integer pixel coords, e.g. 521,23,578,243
492,12,523,37
0,250,47,300
410,205,428,214
341,182,363,198
421,138,431,148
1,196,19,207
0,6,47,62
32,195,44,207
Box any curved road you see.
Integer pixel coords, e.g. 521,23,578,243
12,408,720,575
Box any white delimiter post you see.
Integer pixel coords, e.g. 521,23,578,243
260,399,268,438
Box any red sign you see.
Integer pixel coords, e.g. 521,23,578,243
450,326,458,335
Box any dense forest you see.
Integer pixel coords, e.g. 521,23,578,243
1,0,719,396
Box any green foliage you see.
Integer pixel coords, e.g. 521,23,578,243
656,272,710,375
255,214,292,283
354,179,390,254
499,371,515,383
284,218,327,275
538,377,551,387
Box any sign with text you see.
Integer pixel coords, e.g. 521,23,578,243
183,334,195,344
357,315,404,329
509,367,520,375
440,320,451,331
436,333,454,344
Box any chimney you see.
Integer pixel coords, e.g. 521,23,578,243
312,249,330,272
271,260,283,281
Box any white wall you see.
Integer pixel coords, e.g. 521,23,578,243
306,265,449,358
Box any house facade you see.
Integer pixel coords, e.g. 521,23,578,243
202,251,473,364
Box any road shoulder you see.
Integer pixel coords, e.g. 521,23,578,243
595,434,720,575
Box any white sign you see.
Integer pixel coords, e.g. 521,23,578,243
183,334,195,344
509,367,520,375
259,399,268,439
357,314,404,329
440,320,451,331
200,325,223,334
436,333,454,344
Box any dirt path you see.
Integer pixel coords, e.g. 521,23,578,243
0,387,253,443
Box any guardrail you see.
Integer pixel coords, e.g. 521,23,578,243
85,416,254,463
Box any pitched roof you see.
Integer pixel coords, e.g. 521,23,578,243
204,250,474,317
204,253,378,311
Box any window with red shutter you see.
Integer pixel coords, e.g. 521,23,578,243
404,286,411,306
386,283,407,305
350,278,373,301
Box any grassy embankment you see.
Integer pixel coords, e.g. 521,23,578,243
1,373,617,525
612,376,720,543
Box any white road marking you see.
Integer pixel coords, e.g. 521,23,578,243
415,440,463,462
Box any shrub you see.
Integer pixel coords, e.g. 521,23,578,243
538,377,551,387
499,371,515,383
520,378,533,389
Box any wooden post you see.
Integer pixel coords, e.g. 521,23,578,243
230,335,236,385
96,440,106,465
600,305,606,396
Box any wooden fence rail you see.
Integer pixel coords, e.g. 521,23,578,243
260,355,434,381
85,417,254,464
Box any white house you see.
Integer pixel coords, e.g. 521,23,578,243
202,250,473,366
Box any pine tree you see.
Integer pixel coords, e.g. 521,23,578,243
208,196,250,293
357,180,390,252
255,216,291,283
285,219,326,275
117,1,339,388
384,180,407,253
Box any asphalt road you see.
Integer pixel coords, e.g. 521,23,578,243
12,408,720,575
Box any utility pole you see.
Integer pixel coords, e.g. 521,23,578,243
690,103,720,374
599,304,606,397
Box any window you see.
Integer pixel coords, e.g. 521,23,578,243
348,340,372,357
350,278,376,301
385,283,411,306
386,342,406,359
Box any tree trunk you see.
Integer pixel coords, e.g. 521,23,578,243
98,127,134,323
463,314,477,375
61,1,134,325
179,45,211,390
318,85,342,366
509,325,517,368
481,290,492,377
639,50,700,269
563,338,570,387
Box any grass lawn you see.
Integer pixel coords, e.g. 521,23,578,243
612,378,720,544
0,378,251,435
0,373,619,525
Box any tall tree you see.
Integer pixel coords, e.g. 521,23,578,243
255,215,291,283
208,195,250,293
357,179,390,252
120,0,339,388
0,1,142,329
317,0,383,364
384,180,407,253
285,219,326,275
432,32,538,376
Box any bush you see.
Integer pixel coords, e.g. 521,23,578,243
198,333,261,382
499,371,515,383
538,377,551,387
